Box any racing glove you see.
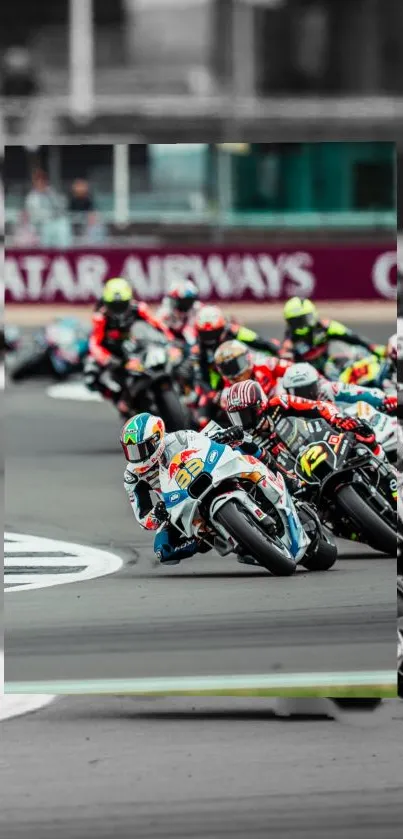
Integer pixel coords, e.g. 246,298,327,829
212,426,245,448
381,395,398,415
329,414,377,446
150,500,170,527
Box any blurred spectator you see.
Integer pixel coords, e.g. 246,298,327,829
25,169,72,247
81,211,107,245
12,210,39,246
0,47,40,97
68,179,95,214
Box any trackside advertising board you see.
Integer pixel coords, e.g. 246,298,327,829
5,245,397,303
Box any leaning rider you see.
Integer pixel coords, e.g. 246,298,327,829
190,305,281,427
121,412,275,566
281,362,397,415
282,297,386,372
84,277,175,417
224,380,384,478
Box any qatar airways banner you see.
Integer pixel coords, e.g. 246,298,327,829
4,245,397,304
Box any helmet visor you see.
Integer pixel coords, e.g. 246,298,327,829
227,405,256,430
288,314,316,336
107,299,131,315
199,327,224,348
174,296,196,313
288,381,318,401
218,354,251,380
123,433,161,464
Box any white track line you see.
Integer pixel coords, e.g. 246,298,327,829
47,382,103,402
0,695,56,722
5,671,395,695
4,532,124,593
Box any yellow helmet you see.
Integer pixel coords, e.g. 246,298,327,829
102,278,133,317
283,297,318,336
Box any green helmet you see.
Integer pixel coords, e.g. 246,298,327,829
102,277,133,319
283,297,318,337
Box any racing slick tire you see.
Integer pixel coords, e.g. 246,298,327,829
216,499,296,577
10,349,48,381
155,387,189,432
336,485,396,556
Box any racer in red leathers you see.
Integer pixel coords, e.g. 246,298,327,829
224,380,384,488
84,277,175,416
214,340,293,409
189,309,282,428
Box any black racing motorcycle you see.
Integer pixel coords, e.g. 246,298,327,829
108,323,190,432
254,416,396,556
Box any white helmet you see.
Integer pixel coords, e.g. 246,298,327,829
282,362,320,401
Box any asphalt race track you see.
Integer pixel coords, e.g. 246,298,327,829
5,319,396,685
1,696,402,839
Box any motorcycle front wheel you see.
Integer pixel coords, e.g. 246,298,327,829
336,485,396,556
216,499,296,577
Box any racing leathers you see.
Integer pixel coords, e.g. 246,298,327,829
282,319,386,372
156,297,202,345
226,388,384,493
85,300,174,409
301,379,397,415
190,329,282,427
123,427,274,564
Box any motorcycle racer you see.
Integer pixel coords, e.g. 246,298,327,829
84,278,175,416
282,297,386,370
189,306,281,427
224,380,384,468
121,412,274,565
281,362,397,415
156,279,202,344
215,339,293,403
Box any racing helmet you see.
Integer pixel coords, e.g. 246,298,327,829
102,278,133,322
225,380,268,430
214,340,253,382
195,305,227,349
283,297,318,338
282,362,320,401
167,279,199,313
120,413,166,474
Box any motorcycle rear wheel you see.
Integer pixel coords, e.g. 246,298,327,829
216,499,296,576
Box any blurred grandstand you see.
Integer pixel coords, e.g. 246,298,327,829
4,142,396,246
2,0,403,143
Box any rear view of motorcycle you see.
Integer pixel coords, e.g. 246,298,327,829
117,328,189,432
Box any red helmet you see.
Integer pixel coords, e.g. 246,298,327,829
195,305,227,349
225,380,268,430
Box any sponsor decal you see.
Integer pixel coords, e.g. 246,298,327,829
5,245,396,303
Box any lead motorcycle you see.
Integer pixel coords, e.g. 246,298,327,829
229,409,396,556
159,421,337,576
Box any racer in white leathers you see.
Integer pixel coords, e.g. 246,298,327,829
121,412,273,565
281,362,397,415
156,279,202,345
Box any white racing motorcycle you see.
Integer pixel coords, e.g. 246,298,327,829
340,400,397,464
159,421,337,576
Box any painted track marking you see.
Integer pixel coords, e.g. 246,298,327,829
0,695,56,722
4,532,123,593
47,382,103,401
5,671,396,695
